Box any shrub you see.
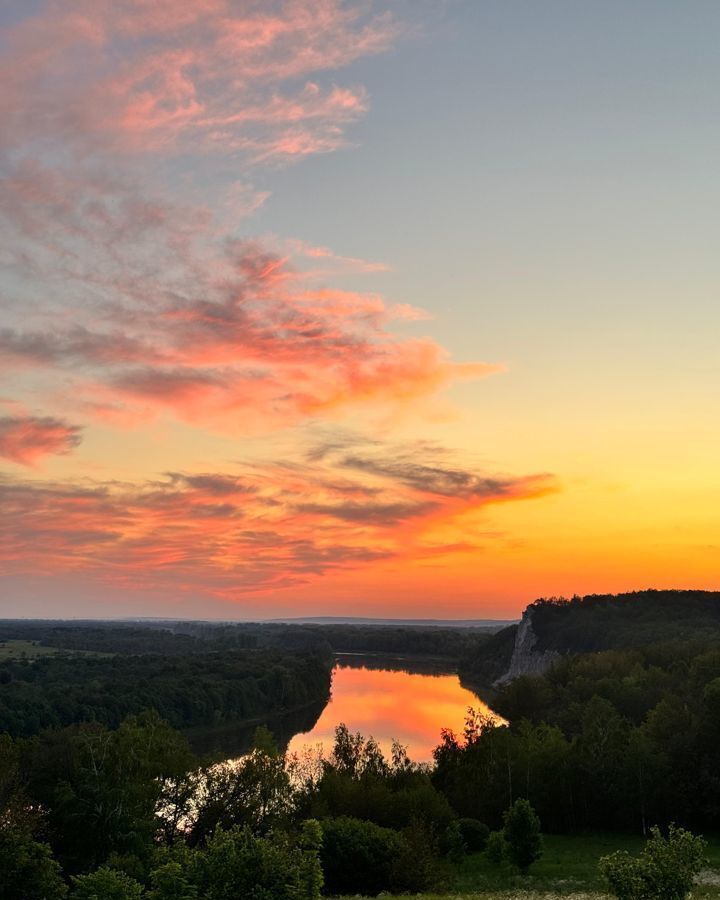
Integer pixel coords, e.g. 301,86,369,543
503,798,542,874
191,824,322,900
600,824,707,900
441,820,466,862
486,829,507,865
391,820,441,893
458,817,490,852
320,816,404,896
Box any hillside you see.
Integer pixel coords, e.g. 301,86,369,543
460,589,720,686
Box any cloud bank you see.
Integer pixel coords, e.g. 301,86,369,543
0,437,555,598
0,1,554,611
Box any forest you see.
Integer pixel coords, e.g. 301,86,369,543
4,593,720,897
459,589,720,685
0,619,493,740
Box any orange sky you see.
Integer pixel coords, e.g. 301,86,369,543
1,1,719,619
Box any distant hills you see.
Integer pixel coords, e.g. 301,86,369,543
0,615,515,631
267,616,514,629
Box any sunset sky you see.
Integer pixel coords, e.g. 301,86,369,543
2,1,719,619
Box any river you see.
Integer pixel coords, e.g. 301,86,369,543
189,654,494,762
286,655,500,764
190,654,501,764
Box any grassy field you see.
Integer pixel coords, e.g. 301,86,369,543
0,639,63,660
0,640,108,660
334,832,720,900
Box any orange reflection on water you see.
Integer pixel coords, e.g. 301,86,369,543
286,661,502,764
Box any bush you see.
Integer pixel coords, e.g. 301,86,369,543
600,824,707,900
320,816,404,896
458,817,490,852
191,824,322,900
390,821,440,893
503,798,542,874
486,829,507,865
441,820,466,862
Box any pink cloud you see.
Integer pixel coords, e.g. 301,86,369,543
1,163,499,434
0,3,496,441
0,0,399,160
0,415,82,466
0,438,555,597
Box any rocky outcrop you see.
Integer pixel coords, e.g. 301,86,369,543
493,606,559,685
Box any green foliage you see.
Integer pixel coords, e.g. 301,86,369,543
437,633,720,833
189,825,320,900
600,825,707,900
0,826,67,900
442,819,467,862
529,591,720,654
319,816,408,896
22,710,195,872
0,644,331,738
486,829,508,865
71,866,144,899
146,863,197,900
297,819,324,900
457,817,490,851
191,726,294,844
305,724,453,832
503,798,542,873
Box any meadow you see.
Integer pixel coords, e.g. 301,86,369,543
337,832,720,899
0,640,64,660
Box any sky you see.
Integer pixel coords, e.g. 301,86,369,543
1,1,719,620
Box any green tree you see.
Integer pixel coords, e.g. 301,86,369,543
191,727,294,844
0,826,67,900
71,866,144,899
146,862,197,900
503,798,542,873
297,819,324,900
24,712,194,871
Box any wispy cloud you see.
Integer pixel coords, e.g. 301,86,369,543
0,437,555,597
0,415,82,466
0,0,400,161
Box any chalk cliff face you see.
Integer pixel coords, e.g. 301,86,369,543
494,606,559,685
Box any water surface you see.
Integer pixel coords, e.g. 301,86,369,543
286,655,500,764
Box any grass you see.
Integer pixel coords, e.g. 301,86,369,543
452,833,646,892
333,832,720,900
0,640,62,660
0,640,108,660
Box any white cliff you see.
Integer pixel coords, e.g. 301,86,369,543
494,606,560,685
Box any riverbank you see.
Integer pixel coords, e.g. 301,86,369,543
182,694,328,758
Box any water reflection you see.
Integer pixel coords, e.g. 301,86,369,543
188,696,328,760
188,655,502,765
287,655,501,764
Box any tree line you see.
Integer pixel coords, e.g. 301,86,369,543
440,639,720,833
0,649,332,738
